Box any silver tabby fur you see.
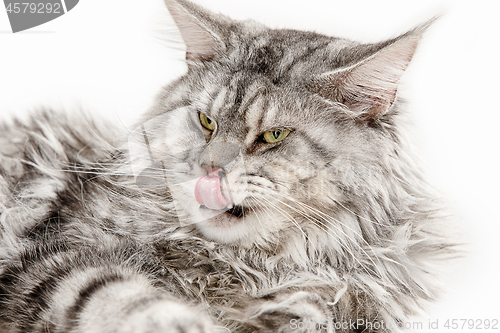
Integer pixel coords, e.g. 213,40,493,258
0,0,456,332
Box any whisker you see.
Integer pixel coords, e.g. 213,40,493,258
249,193,307,245
253,184,381,276
289,199,384,271
333,200,387,228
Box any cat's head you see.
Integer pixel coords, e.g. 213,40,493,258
132,0,430,250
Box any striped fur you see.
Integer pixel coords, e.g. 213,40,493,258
0,0,456,332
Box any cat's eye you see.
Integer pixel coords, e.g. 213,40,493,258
199,112,215,131
262,129,291,143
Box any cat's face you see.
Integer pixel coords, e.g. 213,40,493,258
138,79,345,246
131,0,424,248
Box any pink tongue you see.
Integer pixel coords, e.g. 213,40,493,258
195,174,229,210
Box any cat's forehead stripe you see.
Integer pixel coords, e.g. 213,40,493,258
210,87,227,117
244,93,267,146
193,84,221,116
240,81,267,122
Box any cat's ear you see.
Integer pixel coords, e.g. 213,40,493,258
164,0,227,62
310,31,424,117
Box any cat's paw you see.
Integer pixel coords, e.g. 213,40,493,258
119,299,214,333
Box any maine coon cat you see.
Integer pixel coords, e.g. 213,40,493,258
0,0,455,332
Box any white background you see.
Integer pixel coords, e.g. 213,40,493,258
1,0,499,330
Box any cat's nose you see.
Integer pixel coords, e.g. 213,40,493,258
202,165,225,179
198,141,240,172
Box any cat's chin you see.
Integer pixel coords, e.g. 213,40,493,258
194,207,260,246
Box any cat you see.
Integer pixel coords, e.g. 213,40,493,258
0,0,456,332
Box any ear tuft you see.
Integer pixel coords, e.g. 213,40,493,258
310,34,421,117
164,0,225,62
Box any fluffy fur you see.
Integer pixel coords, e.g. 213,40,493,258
0,0,456,332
